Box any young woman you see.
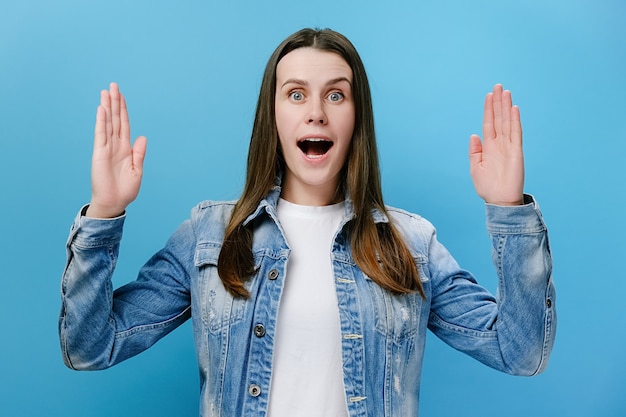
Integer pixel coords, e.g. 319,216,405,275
59,28,556,417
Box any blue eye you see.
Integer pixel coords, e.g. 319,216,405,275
328,92,344,102
289,91,304,101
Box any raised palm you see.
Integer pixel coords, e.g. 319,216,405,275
86,83,147,218
469,84,524,206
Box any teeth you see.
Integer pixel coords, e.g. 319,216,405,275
298,137,333,157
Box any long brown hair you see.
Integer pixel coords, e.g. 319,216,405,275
217,28,425,299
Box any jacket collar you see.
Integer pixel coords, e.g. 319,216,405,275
242,175,389,226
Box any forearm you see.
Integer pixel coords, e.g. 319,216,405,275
59,207,125,370
487,195,556,375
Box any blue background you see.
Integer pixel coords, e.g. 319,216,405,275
1,0,624,416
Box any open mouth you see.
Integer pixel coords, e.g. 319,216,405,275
297,138,333,159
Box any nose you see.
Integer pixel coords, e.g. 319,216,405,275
306,98,327,125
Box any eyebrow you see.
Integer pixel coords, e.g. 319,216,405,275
280,76,352,89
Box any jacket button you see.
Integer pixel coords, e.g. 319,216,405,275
546,298,552,308
248,384,262,397
253,324,266,337
268,269,279,280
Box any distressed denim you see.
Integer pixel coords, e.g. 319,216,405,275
59,184,556,417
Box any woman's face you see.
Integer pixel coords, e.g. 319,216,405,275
275,47,355,206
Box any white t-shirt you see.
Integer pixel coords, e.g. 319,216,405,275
267,198,348,417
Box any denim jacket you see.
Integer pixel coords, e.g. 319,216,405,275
59,183,556,417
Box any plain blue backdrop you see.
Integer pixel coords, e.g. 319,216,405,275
1,0,624,416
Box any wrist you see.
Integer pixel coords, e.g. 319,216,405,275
485,194,530,207
85,202,126,219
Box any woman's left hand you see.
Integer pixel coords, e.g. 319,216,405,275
469,84,525,206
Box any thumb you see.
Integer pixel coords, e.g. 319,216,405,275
132,136,147,171
468,134,483,168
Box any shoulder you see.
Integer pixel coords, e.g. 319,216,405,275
385,204,431,228
188,200,237,242
384,205,437,249
191,200,237,219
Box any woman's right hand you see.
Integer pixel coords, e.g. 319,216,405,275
86,82,147,218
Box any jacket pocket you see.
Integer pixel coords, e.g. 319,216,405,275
366,255,428,344
194,242,247,333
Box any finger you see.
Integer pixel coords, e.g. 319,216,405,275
502,89,513,141
468,134,483,168
101,89,112,142
482,92,495,141
469,135,483,176
94,105,107,147
492,84,503,137
132,136,148,170
120,93,130,143
511,105,522,146
110,82,121,139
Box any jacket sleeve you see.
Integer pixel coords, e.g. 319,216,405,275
426,195,556,376
58,206,195,370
